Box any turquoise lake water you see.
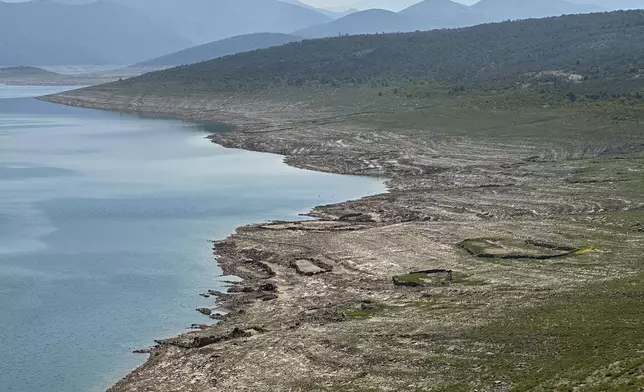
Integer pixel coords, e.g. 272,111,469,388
0,85,385,392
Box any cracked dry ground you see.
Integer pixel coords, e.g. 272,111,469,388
108,114,644,391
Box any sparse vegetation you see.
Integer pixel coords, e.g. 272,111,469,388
438,274,644,391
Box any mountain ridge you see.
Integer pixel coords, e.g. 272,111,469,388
296,9,410,38
134,33,303,68
291,0,606,38
399,0,488,28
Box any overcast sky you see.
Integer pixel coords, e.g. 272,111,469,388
304,0,477,7
3,0,479,6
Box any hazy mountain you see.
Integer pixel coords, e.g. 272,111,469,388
0,66,71,83
0,1,191,66
295,0,606,39
56,0,332,44
324,5,362,14
399,0,488,28
296,9,411,38
0,65,114,85
349,0,422,11
279,0,356,18
135,33,303,67
296,0,488,38
471,0,604,20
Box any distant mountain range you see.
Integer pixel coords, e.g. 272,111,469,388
3,0,643,67
296,9,409,37
0,0,190,66
328,0,642,12
134,33,303,68
296,0,609,38
345,0,423,11
399,0,487,29
280,0,356,18
56,0,333,44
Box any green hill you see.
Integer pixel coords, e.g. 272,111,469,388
113,10,644,103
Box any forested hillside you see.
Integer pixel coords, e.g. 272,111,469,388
117,11,644,103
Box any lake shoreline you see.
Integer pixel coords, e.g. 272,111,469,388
39,88,643,391
39,90,400,391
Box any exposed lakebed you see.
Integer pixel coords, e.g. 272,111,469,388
0,85,385,392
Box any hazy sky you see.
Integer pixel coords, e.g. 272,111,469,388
1,0,480,8
305,0,477,7
4,0,479,6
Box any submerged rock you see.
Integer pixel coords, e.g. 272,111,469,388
209,313,227,321
196,308,212,316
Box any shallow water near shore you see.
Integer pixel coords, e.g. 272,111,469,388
0,85,385,392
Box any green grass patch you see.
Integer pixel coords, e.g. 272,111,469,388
451,272,488,286
434,274,644,391
345,303,386,319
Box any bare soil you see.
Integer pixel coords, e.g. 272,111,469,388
41,88,644,391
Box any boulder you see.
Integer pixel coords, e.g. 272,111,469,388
196,308,212,316
294,259,325,276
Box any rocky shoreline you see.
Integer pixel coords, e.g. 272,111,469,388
40,89,644,391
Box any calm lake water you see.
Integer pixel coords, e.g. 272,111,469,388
0,85,385,392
